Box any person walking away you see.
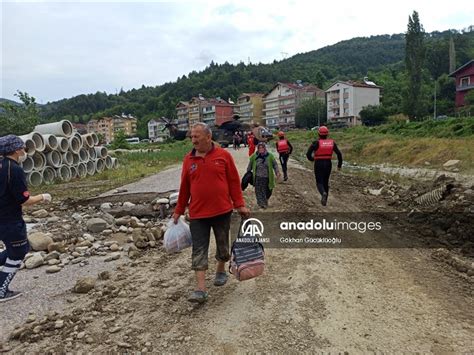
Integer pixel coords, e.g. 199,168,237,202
247,142,280,209
0,135,52,302
172,123,250,303
247,132,256,157
275,131,293,181
306,126,342,206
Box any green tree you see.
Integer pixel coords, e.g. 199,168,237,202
110,130,130,149
360,105,389,126
295,97,327,128
0,91,39,136
403,11,427,120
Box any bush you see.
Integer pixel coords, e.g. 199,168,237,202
360,105,389,126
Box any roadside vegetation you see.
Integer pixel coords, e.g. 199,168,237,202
30,140,192,201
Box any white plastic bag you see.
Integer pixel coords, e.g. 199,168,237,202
164,217,192,253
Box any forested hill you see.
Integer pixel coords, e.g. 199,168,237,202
34,28,474,136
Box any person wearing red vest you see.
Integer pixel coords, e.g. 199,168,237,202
306,126,343,206
247,132,256,156
173,123,250,303
275,131,293,181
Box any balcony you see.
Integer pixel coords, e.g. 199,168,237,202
457,83,474,91
343,93,349,99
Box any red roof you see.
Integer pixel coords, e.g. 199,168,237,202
449,59,474,77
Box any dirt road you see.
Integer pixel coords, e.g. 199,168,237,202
3,148,473,353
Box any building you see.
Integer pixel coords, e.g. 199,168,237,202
236,93,264,126
175,95,234,128
325,79,382,126
87,114,137,143
176,101,190,130
262,82,325,129
147,119,170,142
72,123,88,134
449,59,474,108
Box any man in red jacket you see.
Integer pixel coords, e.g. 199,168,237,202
173,122,250,303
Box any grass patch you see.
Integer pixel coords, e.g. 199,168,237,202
30,140,192,201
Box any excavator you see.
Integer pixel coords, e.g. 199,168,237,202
160,116,273,147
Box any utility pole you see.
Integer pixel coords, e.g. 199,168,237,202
433,80,437,120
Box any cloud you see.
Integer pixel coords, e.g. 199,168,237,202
2,0,473,102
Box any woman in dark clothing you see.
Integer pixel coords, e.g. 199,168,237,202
0,135,52,302
306,126,343,206
247,143,280,208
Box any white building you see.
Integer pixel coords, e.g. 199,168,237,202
326,79,382,126
147,119,170,142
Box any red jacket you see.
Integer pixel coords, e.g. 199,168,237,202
174,145,245,219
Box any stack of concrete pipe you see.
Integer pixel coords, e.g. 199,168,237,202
17,120,119,187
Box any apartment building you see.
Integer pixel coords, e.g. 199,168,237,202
147,119,170,142
263,82,325,129
87,114,137,143
449,59,474,108
175,95,234,127
176,101,190,130
326,79,382,126
236,93,264,126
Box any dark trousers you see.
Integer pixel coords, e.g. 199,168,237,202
314,160,332,197
0,221,29,297
189,211,232,271
279,153,290,178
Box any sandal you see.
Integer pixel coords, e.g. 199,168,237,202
213,272,228,286
188,290,208,303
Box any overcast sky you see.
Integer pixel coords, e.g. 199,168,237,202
2,0,473,103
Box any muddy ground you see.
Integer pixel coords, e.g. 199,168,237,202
1,148,473,353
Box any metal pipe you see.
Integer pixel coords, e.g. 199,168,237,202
56,137,69,153
42,134,58,152
32,151,46,171
62,151,73,166
94,146,107,158
95,158,105,173
45,150,61,168
86,161,95,176
27,171,43,187
34,120,73,137
42,167,56,184
57,165,72,181
78,148,89,162
77,163,87,178
68,136,82,153
104,155,113,169
21,156,34,173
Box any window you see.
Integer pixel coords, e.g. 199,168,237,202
460,77,470,87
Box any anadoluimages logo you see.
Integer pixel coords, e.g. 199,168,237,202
241,218,264,237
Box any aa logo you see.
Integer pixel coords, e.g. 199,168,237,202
241,218,264,237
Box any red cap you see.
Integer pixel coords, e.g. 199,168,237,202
277,131,285,137
318,126,329,135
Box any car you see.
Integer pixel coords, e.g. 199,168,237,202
310,126,320,131
435,115,448,120
140,139,150,143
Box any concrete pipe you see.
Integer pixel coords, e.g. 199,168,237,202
81,134,94,148
72,153,80,166
79,148,89,162
42,134,58,152
32,151,46,171
68,136,82,154
42,166,56,184
20,132,45,153
46,150,62,168
56,137,69,153
27,171,43,187
111,157,119,169
70,166,78,179
95,159,105,173
91,132,99,146
21,156,34,173
62,151,73,166
57,165,72,182
88,147,97,160
86,161,95,176
18,138,36,156
34,120,73,138
77,163,87,178
94,146,107,159
104,155,113,169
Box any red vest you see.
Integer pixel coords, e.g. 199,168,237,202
277,139,290,154
314,139,334,160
